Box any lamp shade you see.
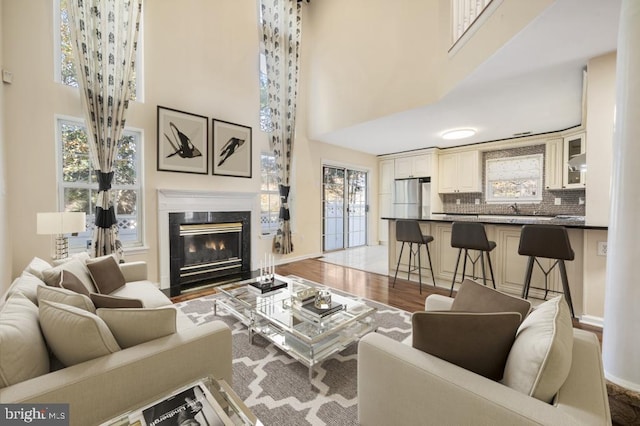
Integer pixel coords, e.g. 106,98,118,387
37,212,86,235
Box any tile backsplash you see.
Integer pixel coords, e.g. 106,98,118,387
441,144,586,216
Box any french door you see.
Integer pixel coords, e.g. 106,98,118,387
322,165,368,252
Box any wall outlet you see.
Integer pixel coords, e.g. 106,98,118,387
597,241,607,256
475,198,480,205
579,197,585,205
456,199,461,205
554,197,562,206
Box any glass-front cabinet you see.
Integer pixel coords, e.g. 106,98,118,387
562,133,586,188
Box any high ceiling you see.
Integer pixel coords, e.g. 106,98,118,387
314,0,621,156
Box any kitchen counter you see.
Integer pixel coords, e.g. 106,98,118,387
382,213,607,230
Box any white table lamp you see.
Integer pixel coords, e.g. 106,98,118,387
37,212,87,260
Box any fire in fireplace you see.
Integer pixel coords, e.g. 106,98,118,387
169,211,250,296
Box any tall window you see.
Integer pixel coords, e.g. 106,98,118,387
259,51,272,131
58,118,143,249
55,0,141,99
260,152,279,235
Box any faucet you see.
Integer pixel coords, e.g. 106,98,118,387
509,203,520,215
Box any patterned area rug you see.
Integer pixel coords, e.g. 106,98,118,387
175,284,412,426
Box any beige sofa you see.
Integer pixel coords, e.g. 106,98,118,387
0,257,232,426
358,294,611,426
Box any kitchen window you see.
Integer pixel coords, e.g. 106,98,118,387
485,154,543,203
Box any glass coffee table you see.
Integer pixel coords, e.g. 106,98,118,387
214,275,377,381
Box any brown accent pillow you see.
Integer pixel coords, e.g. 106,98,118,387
451,279,532,324
412,311,521,381
90,293,143,309
59,270,90,296
86,256,126,295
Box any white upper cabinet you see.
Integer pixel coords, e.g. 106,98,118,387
545,133,586,189
545,138,563,190
394,154,431,179
438,150,481,193
563,133,586,188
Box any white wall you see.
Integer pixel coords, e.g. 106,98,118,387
0,1,11,294
1,0,378,282
586,52,616,226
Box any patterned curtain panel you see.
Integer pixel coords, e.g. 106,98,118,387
261,0,302,255
68,0,142,260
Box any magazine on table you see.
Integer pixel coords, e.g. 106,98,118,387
104,379,227,426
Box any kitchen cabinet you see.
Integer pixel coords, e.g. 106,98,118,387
378,159,395,243
438,150,481,193
545,138,563,190
545,133,586,189
563,133,586,188
394,154,431,179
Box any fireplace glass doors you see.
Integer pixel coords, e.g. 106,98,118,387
169,211,250,296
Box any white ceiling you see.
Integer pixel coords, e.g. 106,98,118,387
314,0,622,156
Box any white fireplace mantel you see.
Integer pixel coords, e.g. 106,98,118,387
157,189,260,289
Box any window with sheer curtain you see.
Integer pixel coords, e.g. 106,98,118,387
58,118,143,250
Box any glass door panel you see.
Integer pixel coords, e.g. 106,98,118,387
322,166,368,252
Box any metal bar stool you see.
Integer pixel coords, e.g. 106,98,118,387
392,220,436,294
449,222,496,296
518,224,576,318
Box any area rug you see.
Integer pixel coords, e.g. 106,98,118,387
175,281,412,426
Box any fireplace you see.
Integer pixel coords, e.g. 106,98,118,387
169,211,251,296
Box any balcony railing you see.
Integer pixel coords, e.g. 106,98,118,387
451,0,501,50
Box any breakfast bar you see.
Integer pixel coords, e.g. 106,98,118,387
383,214,608,321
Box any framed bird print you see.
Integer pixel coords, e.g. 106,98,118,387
212,119,252,178
157,106,209,174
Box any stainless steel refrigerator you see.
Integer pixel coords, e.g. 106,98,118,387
393,177,431,218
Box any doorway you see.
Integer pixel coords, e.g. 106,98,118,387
322,165,368,252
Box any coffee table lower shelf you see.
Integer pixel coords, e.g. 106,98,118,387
253,318,376,381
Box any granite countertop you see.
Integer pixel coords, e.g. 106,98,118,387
381,213,606,230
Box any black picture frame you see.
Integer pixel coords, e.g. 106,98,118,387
157,106,209,174
212,119,252,178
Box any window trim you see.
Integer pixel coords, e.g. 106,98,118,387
56,115,145,249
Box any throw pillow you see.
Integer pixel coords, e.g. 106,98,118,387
59,270,90,296
412,311,521,381
24,257,52,281
37,285,95,313
451,279,532,324
52,252,90,266
0,293,50,387
41,259,96,293
97,307,177,348
86,256,126,294
38,300,121,367
501,296,573,403
4,271,46,305
90,293,143,309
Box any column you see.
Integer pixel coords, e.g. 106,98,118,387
603,0,640,391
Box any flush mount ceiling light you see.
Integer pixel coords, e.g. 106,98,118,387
441,128,476,140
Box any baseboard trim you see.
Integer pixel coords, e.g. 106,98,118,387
276,252,323,265
580,314,604,329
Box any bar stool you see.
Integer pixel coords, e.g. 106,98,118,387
449,222,496,296
518,224,575,318
392,220,436,294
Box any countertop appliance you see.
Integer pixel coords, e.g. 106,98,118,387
394,177,431,218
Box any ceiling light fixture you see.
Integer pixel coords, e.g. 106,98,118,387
441,128,476,140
